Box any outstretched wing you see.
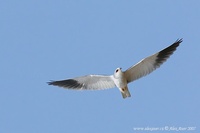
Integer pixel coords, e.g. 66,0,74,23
124,39,182,83
48,75,116,90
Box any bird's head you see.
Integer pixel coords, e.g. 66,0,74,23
114,67,123,78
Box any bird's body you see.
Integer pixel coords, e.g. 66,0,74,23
113,68,131,98
48,39,182,99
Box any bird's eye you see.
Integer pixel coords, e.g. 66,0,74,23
116,69,119,73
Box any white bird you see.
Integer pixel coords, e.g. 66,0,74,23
48,39,182,99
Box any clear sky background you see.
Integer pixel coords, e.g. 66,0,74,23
1,0,199,133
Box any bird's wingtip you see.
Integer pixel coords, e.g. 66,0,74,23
47,80,54,85
176,38,183,43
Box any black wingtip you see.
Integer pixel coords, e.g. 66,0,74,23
47,79,83,89
47,80,62,86
175,38,183,44
155,38,183,65
47,80,54,85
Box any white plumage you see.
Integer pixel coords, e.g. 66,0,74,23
48,39,182,99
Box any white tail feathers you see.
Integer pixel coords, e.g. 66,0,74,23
120,86,131,99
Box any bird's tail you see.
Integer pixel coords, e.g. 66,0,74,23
120,86,131,99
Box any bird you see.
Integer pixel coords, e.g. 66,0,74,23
48,39,182,99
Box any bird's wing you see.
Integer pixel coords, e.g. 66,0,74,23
48,75,116,90
124,39,182,83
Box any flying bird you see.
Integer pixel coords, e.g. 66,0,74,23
48,39,182,99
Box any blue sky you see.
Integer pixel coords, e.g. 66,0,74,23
1,0,199,132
